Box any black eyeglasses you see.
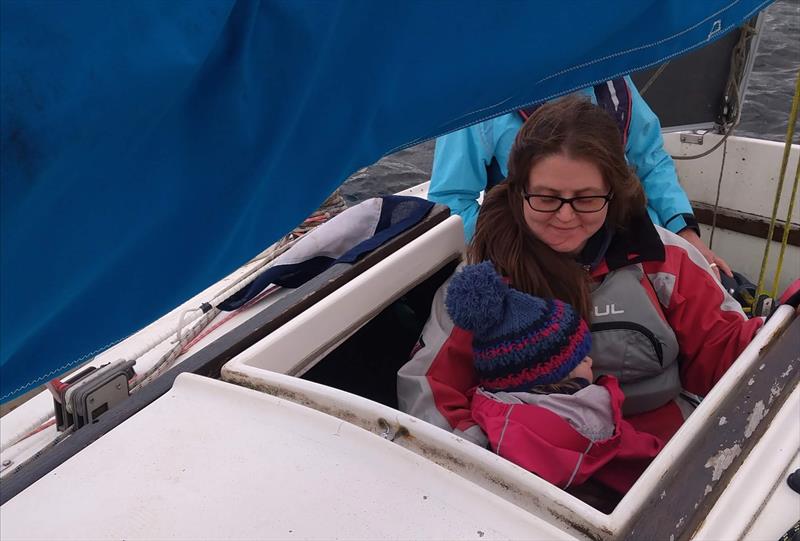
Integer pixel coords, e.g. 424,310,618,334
522,191,613,213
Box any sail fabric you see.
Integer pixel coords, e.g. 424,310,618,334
218,196,434,311
0,0,772,402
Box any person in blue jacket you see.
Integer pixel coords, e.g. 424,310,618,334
428,76,731,278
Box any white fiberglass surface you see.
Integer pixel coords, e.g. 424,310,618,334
0,255,294,477
698,223,799,294
223,281,796,539
222,365,611,539
665,133,800,223
665,133,800,293
0,374,576,541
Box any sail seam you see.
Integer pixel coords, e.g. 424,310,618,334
384,0,771,157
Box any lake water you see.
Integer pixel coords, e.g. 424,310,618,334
342,0,799,204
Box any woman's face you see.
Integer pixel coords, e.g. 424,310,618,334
523,153,610,254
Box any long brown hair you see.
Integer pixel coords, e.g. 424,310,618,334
468,96,647,321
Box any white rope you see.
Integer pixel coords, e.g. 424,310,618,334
131,306,221,391
120,227,300,376
3,428,73,478
0,190,349,457
127,189,349,387
0,412,55,453
175,307,206,344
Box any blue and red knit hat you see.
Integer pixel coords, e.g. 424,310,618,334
445,261,592,392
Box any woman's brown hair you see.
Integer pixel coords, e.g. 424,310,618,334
468,95,647,321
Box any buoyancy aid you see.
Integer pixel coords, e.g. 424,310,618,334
588,263,681,416
486,78,633,187
519,78,633,146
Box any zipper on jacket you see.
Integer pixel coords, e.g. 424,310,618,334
590,321,664,366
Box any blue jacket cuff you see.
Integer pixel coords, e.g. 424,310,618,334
664,213,700,236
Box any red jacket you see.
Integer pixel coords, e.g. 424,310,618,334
397,221,763,449
472,376,663,494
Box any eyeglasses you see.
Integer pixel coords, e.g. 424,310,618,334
522,191,613,213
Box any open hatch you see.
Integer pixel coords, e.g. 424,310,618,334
218,215,799,540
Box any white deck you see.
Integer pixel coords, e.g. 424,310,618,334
0,374,575,541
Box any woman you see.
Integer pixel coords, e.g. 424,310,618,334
397,96,763,447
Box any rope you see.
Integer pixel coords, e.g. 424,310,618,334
639,61,670,97
130,306,221,390
708,137,729,249
178,285,281,354
129,188,348,391
671,22,755,161
4,428,73,478
175,306,207,344
0,412,56,453
672,131,733,161
769,155,800,298
755,70,800,302
1,189,349,455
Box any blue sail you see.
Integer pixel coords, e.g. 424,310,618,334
0,0,772,403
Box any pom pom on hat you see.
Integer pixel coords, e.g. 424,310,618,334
445,261,592,392
445,261,509,336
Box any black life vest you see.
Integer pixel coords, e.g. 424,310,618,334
486,77,633,187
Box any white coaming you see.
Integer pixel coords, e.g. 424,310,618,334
222,214,465,378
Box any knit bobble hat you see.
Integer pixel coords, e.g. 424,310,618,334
445,261,592,392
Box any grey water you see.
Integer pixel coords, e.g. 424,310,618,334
342,0,799,205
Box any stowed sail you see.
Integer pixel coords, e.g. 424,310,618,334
0,0,774,402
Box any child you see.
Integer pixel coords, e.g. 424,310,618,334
445,261,664,494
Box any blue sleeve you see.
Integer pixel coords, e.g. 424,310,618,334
624,76,696,234
427,123,494,241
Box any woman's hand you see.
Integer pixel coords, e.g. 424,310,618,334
677,228,733,281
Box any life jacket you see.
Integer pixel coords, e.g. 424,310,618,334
486,77,633,187
588,263,681,416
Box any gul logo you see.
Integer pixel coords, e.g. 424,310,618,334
594,304,625,317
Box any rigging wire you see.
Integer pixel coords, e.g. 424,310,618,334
639,61,670,97
755,70,800,303
770,158,800,298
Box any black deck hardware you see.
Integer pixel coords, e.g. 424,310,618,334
49,359,136,432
